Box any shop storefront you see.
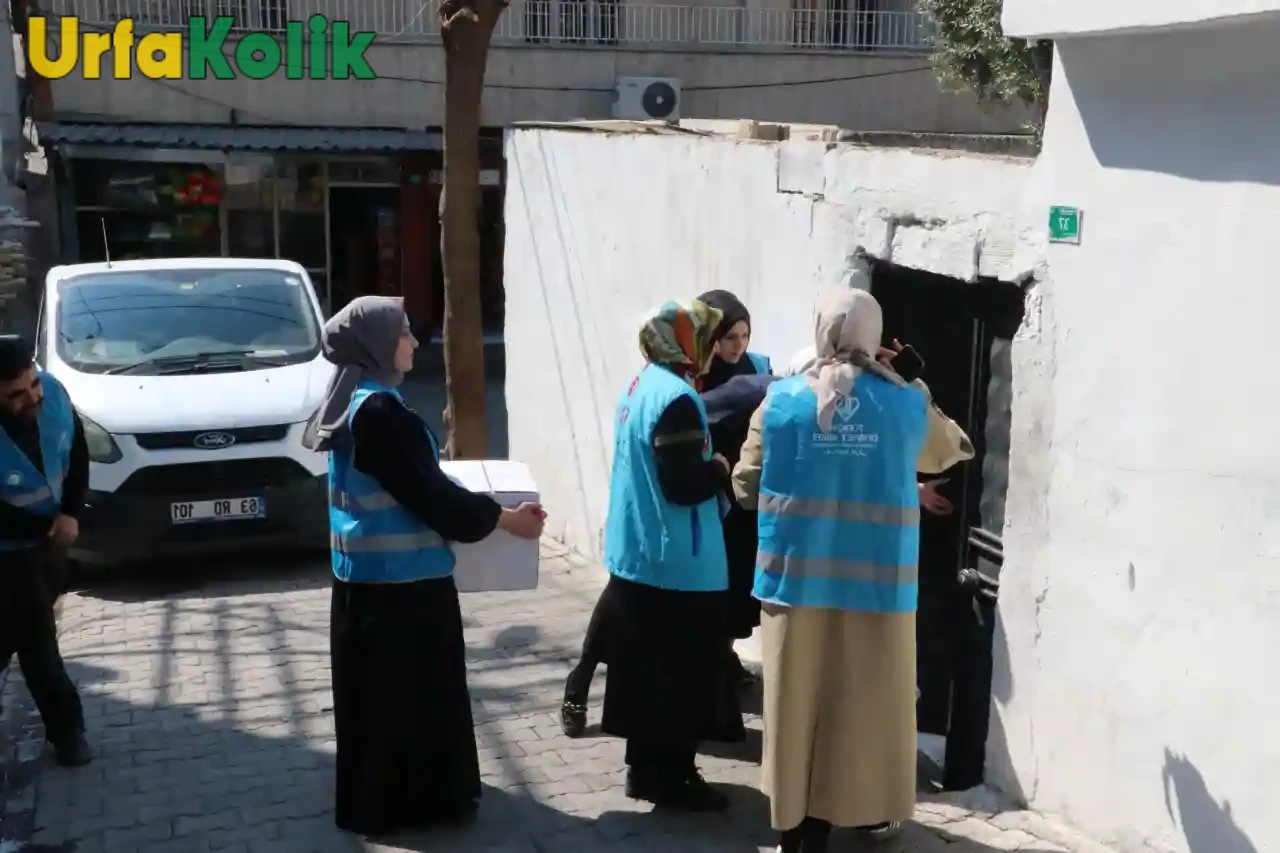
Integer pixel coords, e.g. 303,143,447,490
42,124,508,333
63,150,403,315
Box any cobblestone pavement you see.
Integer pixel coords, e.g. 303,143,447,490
8,541,1117,853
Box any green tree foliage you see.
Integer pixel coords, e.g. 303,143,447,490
918,0,1053,113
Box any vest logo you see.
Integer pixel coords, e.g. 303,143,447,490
814,394,879,457
618,407,630,426
5,472,20,486
627,375,641,396
835,395,861,422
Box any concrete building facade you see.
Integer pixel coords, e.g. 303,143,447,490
34,0,1028,133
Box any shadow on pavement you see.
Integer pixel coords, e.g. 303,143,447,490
13,555,1083,853
69,549,332,604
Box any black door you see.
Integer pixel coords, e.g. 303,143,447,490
870,263,1024,787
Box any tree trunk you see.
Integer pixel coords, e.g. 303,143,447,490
439,0,504,459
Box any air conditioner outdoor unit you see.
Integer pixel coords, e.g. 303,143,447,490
612,77,682,121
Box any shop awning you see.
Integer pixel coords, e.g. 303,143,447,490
37,122,443,152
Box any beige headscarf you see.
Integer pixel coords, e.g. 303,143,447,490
804,288,901,432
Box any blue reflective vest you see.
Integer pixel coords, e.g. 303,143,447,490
747,351,772,375
329,382,456,583
603,364,728,592
0,371,75,551
754,373,928,613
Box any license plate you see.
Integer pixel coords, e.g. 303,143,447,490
170,497,265,524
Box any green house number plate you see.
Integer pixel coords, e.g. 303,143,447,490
1048,206,1082,244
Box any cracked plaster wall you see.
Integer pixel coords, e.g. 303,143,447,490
501,124,1040,565
987,21,1280,853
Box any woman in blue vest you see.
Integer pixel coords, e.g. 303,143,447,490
594,298,745,812
732,289,971,853
696,289,775,685
306,296,545,837
558,292,772,733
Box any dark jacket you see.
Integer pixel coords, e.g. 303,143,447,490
702,369,778,639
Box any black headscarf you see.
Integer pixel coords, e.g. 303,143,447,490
697,290,757,392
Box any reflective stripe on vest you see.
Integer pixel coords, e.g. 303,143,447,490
328,381,456,584
602,363,728,592
755,552,918,586
331,530,446,553
5,482,56,509
0,372,75,550
330,488,399,513
757,492,919,527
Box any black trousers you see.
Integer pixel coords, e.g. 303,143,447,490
625,738,697,783
565,591,608,701
0,545,84,743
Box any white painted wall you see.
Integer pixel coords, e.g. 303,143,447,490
1003,0,1280,38
989,18,1280,853
502,126,1037,561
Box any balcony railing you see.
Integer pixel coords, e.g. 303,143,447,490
38,0,934,52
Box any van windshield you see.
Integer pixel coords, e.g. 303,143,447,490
55,268,322,375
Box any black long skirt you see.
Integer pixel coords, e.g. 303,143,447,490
599,574,745,746
330,575,480,835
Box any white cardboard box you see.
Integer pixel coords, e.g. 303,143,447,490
440,459,540,593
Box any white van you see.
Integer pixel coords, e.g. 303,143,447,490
34,258,335,569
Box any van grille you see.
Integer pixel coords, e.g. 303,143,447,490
133,424,291,451
116,459,314,498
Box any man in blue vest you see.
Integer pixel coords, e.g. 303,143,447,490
0,336,91,767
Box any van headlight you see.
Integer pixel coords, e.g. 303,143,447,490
81,413,122,464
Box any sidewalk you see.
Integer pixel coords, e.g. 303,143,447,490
5,540,1120,852
0,662,42,848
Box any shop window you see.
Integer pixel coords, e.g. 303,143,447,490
276,161,328,300
224,162,275,258
72,160,221,262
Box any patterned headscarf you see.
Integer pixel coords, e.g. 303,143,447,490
638,299,723,386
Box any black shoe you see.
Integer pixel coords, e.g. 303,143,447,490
626,769,729,812
778,817,831,853
50,732,92,767
560,699,587,738
778,826,804,853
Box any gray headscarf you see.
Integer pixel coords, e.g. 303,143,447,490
302,296,409,452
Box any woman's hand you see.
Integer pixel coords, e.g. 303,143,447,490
876,339,904,369
497,502,546,540
712,453,731,479
919,479,954,516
